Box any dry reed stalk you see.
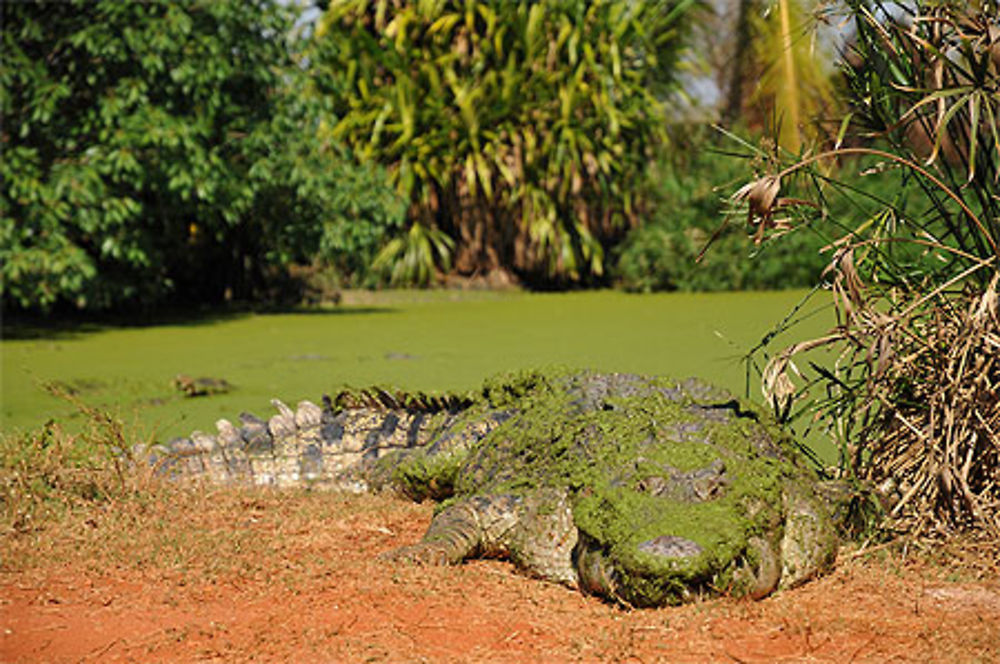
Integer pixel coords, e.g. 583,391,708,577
729,2,998,543
866,276,1000,538
766,274,1000,539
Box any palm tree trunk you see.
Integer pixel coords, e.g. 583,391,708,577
724,0,755,123
776,0,802,152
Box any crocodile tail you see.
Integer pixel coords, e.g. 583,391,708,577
150,397,463,490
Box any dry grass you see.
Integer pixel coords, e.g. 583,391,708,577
2,476,411,585
0,412,394,580
762,272,1000,539
857,278,1000,538
1,382,157,541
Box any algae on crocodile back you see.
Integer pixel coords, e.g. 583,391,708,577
381,367,838,607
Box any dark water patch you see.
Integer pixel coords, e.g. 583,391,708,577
2,303,396,341
47,377,112,396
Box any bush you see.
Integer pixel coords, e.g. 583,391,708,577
0,389,146,534
614,132,843,292
738,1,999,538
0,0,404,312
312,0,696,286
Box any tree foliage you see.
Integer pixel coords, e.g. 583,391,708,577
312,0,696,286
1,0,403,312
614,132,833,292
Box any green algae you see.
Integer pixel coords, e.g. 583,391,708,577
2,290,833,460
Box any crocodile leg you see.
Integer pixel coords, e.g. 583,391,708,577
733,536,782,599
779,489,839,589
382,494,522,564
382,489,580,587
506,488,578,586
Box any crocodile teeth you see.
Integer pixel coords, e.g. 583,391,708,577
216,418,242,446
295,400,322,428
268,399,297,438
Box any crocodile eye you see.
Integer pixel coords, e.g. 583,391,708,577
637,535,703,559
636,476,667,494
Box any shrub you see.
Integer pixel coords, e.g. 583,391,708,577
612,131,920,293
0,389,147,534
0,0,404,312
736,1,999,538
312,0,696,286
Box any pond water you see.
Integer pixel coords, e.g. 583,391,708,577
2,289,834,455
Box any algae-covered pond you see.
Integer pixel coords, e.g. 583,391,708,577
2,290,832,447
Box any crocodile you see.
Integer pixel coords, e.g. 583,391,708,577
151,367,841,607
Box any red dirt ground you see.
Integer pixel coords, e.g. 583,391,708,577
2,492,998,663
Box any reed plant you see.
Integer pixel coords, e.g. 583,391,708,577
0,385,152,536
731,0,999,538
